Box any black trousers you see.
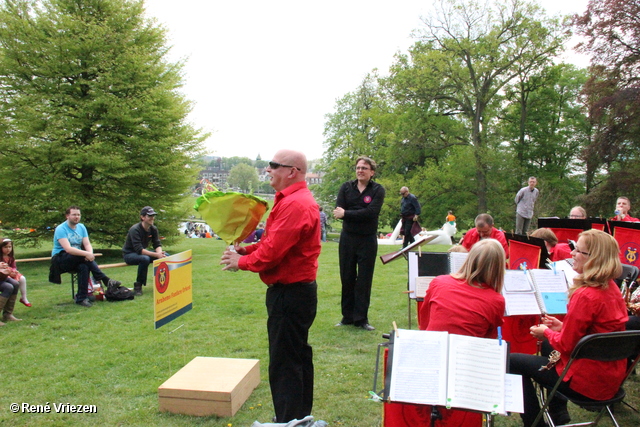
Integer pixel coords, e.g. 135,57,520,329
401,216,415,248
54,251,108,302
266,281,317,423
338,231,377,326
510,341,591,427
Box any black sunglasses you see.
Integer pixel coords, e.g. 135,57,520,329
269,161,301,171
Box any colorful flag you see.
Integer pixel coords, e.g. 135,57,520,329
194,191,269,245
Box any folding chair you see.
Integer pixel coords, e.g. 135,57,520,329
533,330,640,427
615,264,639,289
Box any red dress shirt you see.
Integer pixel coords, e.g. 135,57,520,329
544,281,628,400
238,181,321,285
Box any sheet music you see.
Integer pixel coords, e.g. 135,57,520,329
529,269,568,293
415,276,435,299
551,260,578,284
449,252,468,274
502,270,541,315
504,374,524,414
388,330,448,406
504,270,534,292
447,334,507,414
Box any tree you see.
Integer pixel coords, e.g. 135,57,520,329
0,0,205,246
573,0,640,215
410,0,568,212
227,163,259,193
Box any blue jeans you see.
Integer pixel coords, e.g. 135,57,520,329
123,252,152,286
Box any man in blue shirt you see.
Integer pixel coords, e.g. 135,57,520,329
51,206,122,307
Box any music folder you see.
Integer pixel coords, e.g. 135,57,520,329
384,329,523,415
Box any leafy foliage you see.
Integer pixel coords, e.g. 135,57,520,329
0,0,205,246
227,163,260,193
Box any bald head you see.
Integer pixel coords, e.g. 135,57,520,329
268,149,308,192
275,149,307,174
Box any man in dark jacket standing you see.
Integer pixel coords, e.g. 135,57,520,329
122,206,166,296
400,186,421,248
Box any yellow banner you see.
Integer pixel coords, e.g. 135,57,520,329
153,250,193,329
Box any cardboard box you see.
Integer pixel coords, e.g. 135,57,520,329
158,356,260,417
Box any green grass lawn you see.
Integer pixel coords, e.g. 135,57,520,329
2,236,640,426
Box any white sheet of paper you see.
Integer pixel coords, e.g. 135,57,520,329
389,329,448,406
415,276,434,299
446,334,507,414
504,374,524,414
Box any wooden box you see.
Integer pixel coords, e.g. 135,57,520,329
158,356,260,417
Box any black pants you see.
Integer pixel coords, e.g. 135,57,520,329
53,252,107,302
338,231,377,326
401,216,415,248
266,281,317,423
510,342,591,427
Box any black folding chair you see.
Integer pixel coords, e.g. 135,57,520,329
533,330,640,427
615,264,639,289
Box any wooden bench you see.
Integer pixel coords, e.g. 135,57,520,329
16,254,133,298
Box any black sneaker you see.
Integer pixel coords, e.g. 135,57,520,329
76,298,93,308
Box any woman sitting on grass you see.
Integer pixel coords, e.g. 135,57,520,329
1,238,31,306
510,229,628,427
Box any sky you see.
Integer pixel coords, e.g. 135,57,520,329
143,0,590,162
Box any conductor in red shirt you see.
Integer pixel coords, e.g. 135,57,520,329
220,149,321,423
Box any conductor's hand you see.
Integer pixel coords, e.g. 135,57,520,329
234,243,247,255
333,207,345,219
220,250,241,272
542,315,563,332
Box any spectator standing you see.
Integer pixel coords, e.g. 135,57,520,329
515,176,539,235
333,156,386,331
399,186,421,248
220,149,320,423
122,206,167,296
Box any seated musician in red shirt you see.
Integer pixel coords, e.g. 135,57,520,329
530,228,573,262
611,196,639,222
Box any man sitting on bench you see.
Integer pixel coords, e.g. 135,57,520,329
50,206,122,307
122,206,167,296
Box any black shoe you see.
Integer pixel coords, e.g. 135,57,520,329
76,298,92,307
357,323,375,331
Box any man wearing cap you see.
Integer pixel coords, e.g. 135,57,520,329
122,206,167,296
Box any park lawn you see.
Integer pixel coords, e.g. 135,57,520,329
2,236,639,426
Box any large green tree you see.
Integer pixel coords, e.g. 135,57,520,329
227,163,259,193
0,0,205,246
408,0,568,213
573,0,640,216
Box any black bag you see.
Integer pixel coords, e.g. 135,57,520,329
105,282,135,301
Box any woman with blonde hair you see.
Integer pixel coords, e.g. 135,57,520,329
389,239,505,426
510,230,628,426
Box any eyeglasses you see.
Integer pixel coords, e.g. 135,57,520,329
269,161,300,171
355,166,370,171
572,247,590,256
